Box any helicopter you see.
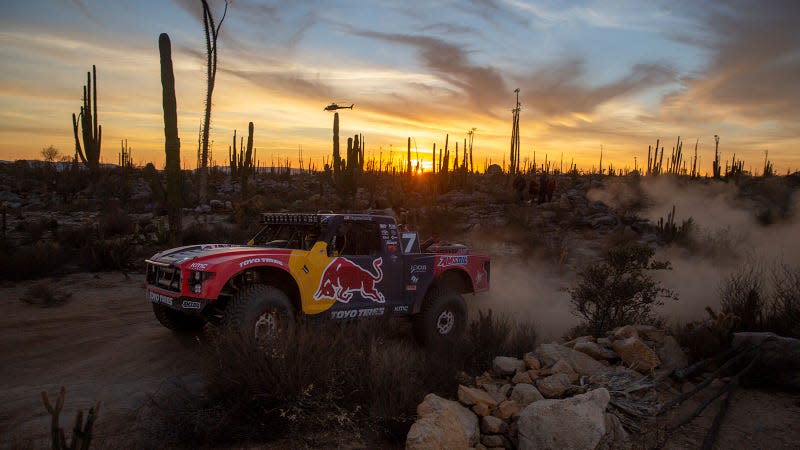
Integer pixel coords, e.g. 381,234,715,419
324,102,354,111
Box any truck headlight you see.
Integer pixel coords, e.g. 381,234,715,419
188,271,213,294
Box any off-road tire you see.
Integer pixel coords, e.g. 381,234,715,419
222,285,294,343
413,287,467,347
152,302,206,332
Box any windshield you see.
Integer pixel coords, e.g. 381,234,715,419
249,223,324,250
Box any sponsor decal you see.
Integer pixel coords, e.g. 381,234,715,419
393,305,409,313
381,230,389,238
387,244,398,254
410,275,419,284
379,223,387,229
181,300,202,309
476,268,486,285
437,255,468,268
410,264,427,274
239,257,284,268
314,257,385,303
200,244,232,250
330,307,385,319
148,290,173,306
388,224,397,230
405,284,417,291
189,262,209,270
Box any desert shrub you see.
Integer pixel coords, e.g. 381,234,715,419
78,237,134,271
99,205,133,236
139,311,536,447
463,309,537,373
0,241,68,280
767,263,800,337
181,223,234,245
568,243,677,336
718,264,766,331
19,282,72,307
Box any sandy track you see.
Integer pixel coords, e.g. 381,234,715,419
0,272,203,447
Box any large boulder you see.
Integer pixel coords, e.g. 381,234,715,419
406,394,479,450
494,356,526,376
612,336,661,373
511,383,545,407
656,336,688,372
536,373,572,398
732,332,800,390
574,341,618,361
536,343,609,376
517,388,610,450
457,385,498,408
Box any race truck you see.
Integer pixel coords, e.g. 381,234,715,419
145,213,490,345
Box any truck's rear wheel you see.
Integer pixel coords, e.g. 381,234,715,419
152,303,206,332
414,288,467,347
223,285,294,344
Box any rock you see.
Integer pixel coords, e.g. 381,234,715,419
732,332,800,390
597,337,612,346
597,413,629,449
526,369,541,382
224,200,233,210
656,336,688,372
209,199,224,210
510,383,544,407
472,403,491,416
632,325,667,343
541,359,579,382
612,336,661,373
406,393,479,450
481,434,512,448
493,356,526,376
458,385,498,408
475,372,496,387
523,352,541,370
611,325,639,340
480,415,508,434
536,343,609,376
564,335,596,348
517,388,610,450
574,341,618,361
475,443,488,450
512,371,533,384
492,400,521,420
536,373,572,398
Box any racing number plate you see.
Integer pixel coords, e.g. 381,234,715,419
148,290,174,306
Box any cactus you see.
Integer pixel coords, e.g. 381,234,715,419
160,33,182,245
713,135,721,179
240,122,254,197
72,65,102,172
119,139,132,169
42,386,101,450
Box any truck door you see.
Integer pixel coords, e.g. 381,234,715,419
320,218,402,319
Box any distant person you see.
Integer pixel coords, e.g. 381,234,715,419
546,178,557,202
512,174,526,204
538,174,548,204
527,177,539,205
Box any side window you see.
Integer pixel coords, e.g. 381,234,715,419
330,221,382,256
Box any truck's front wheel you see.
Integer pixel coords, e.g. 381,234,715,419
414,288,467,347
223,285,294,344
152,303,206,332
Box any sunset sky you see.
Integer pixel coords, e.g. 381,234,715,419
1,0,798,173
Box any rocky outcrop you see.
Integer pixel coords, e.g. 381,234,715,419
612,336,661,373
536,342,609,377
517,388,610,450
406,394,479,450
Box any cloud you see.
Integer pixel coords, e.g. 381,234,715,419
347,29,508,111
516,59,677,118
661,0,800,124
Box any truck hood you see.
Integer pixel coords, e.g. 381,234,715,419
148,244,290,266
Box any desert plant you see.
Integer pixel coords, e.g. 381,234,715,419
159,32,182,245
20,283,72,307
767,263,800,337
656,205,694,245
41,387,101,450
568,243,677,336
718,264,766,331
463,309,537,373
71,65,102,172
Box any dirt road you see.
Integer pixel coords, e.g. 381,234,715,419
0,272,203,448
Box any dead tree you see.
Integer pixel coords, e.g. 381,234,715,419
198,0,229,203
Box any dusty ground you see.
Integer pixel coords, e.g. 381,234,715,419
0,271,203,448
1,271,798,449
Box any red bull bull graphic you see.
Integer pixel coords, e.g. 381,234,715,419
313,257,385,303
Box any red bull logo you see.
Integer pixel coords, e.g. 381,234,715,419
313,257,385,303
